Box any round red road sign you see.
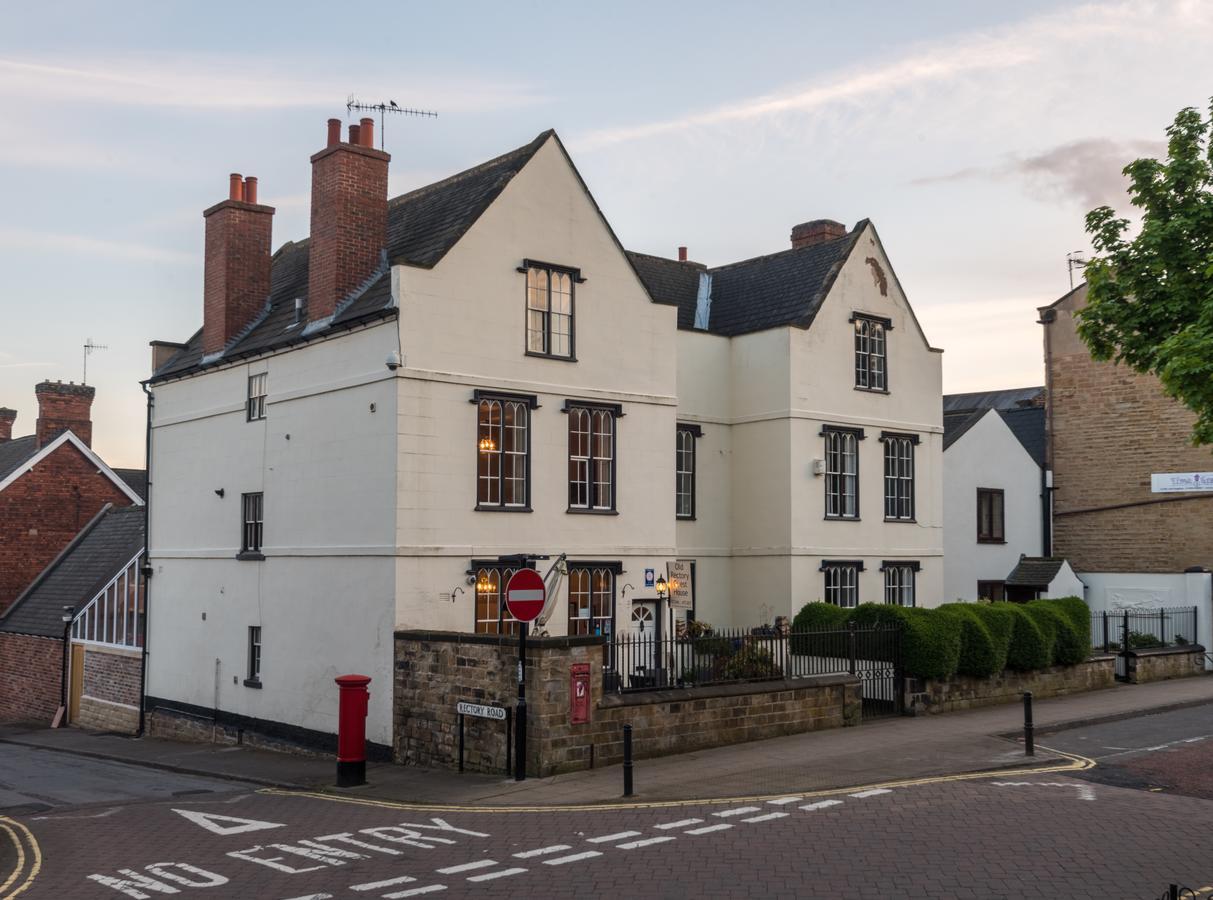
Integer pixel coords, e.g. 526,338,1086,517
505,568,546,622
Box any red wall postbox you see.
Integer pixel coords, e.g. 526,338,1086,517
570,663,591,725
335,673,371,786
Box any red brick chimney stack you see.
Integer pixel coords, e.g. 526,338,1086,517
0,408,15,443
202,174,275,355
35,381,95,448
678,246,688,262
791,219,846,249
307,118,390,325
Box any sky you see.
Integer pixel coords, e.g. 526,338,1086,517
1,0,1211,467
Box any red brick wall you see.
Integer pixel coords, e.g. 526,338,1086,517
83,646,142,706
1046,287,1213,572
202,199,274,355
0,633,63,724
0,442,136,613
35,381,94,447
307,141,389,323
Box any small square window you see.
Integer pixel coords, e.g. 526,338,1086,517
247,373,267,421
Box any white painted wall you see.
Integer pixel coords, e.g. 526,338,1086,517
1081,570,1212,668
943,409,1043,602
1044,560,1084,599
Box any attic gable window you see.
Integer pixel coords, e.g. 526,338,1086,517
853,314,889,392
525,262,577,360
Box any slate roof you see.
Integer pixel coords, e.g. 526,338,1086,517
151,131,553,383
0,435,38,482
943,386,1045,413
113,468,148,502
627,223,864,337
998,406,1046,468
1004,556,1066,587
942,408,987,451
0,505,145,638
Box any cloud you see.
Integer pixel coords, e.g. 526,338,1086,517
0,227,194,264
0,361,53,370
914,138,1166,209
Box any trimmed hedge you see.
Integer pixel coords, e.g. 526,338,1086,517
968,603,1016,673
936,604,1001,677
791,601,849,631
1002,604,1051,671
849,603,962,681
1046,596,1091,639
1026,599,1091,665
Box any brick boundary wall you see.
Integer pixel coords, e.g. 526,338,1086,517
74,644,141,733
395,630,861,777
0,632,63,724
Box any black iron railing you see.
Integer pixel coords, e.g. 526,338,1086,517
1091,606,1198,652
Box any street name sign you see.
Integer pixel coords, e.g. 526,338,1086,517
456,701,507,720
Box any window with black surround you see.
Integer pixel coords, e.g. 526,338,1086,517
823,426,862,519
853,314,889,391
247,373,267,421
881,432,916,521
567,564,618,636
472,564,525,635
676,424,701,519
977,488,1005,543
822,560,862,607
882,561,918,606
567,402,619,512
474,391,537,510
523,261,581,360
240,492,263,557
245,626,262,687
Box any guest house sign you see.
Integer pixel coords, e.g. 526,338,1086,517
1151,472,1213,493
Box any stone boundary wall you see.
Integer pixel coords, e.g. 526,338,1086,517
395,630,860,777
74,644,142,733
906,657,1117,716
1130,646,1207,683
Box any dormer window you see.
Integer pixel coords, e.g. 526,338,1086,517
525,262,576,360
853,314,889,391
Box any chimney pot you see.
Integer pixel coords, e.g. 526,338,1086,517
348,123,361,146
360,117,375,148
678,246,688,262
243,176,258,205
327,118,342,147
229,173,243,202
791,219,847,249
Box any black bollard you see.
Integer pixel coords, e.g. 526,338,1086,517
623,724,634,797
1022,690,1034,757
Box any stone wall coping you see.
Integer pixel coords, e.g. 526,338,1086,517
1129,643,1205,658
395,629,607,649
599,674,859,708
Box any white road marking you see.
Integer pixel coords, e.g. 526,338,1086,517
315,832,402,856
685,823,733,835
32,806,121,820
654,818,703,830
281,894,333,900
436,860,497,874
766,797,803,805
467,868,527,882
586,831,642,843
741,812,790,823
617,836,676,849
352,875,416,890
800,800,844,811
713,806,761,818
513,844,572,858
384,887,446,899
991,781,1096,801
542,850,603,866
848,789,892,798
172,809,286,836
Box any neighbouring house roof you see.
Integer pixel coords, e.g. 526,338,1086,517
627,223,864,337
0,431,144,504
112,468,148,502
151,131,557,384
1004,556,1066,587
0,505,145,639
942,408,988,451
0,435,38,482
998,406,1046,468
943,386,1045,413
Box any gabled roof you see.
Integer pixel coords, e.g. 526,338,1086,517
942,408,988,450
627,224,864,337
0,505,145,638
0,431,144,504
998,406,1046,468
152,131,556,383
0,435,38,483
943,386,1045,413
112,468,148,502
1005,556,1066,587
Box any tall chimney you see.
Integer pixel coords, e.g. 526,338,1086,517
202,174,275,355
678,246,688,262
790,219,846,249
0,407,15,443
35,381,95,448
307,118,390,325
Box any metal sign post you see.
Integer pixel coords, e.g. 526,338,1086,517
505,569,546,782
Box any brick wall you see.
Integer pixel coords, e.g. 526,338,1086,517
395,631,861,777
1046,287,1213,572
73,644,142,733
202,197,274,355
0,632,63,724
0,442,135,613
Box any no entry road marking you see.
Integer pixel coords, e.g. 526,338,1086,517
513,844,571,858
542,850,603,866
172,809,286,836
586,830,641,843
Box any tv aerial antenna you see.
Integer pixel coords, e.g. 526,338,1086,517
82,338,107,385
346,96,438,151
1066,250,1089,290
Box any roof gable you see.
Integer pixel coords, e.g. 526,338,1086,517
1004,556,1066,587
0,431,145,504
0,435,38,483
998,406,1046,468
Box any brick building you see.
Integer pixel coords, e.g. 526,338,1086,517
0,381,144,615
1039,283,1213,572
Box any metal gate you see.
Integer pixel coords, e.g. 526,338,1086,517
850,622,904,719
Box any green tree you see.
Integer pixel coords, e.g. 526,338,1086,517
1080,100,1213,445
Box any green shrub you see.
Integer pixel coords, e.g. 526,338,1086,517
1045,596,1091,637
936,604,1000,677
1001,603,1051,670
968,603,1015,673
722,644,782,680
1026,600,1091,665
1129,630,1162,650
847,603,961,680
790,602,849,654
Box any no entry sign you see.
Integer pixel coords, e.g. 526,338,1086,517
505,569,546,622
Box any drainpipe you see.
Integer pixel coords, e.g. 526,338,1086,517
1038,307,1057,558
137,381,154,737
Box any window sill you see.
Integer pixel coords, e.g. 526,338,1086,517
854,386,889,394
236,551,265,561
824,516,861,522
977,539,1007,545
567,508,620,516
525,350,577,363
676,514,697,522
884,517,917,524
243,679,262,689
474,505,533,513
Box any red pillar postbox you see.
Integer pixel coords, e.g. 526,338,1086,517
335,674,371,787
